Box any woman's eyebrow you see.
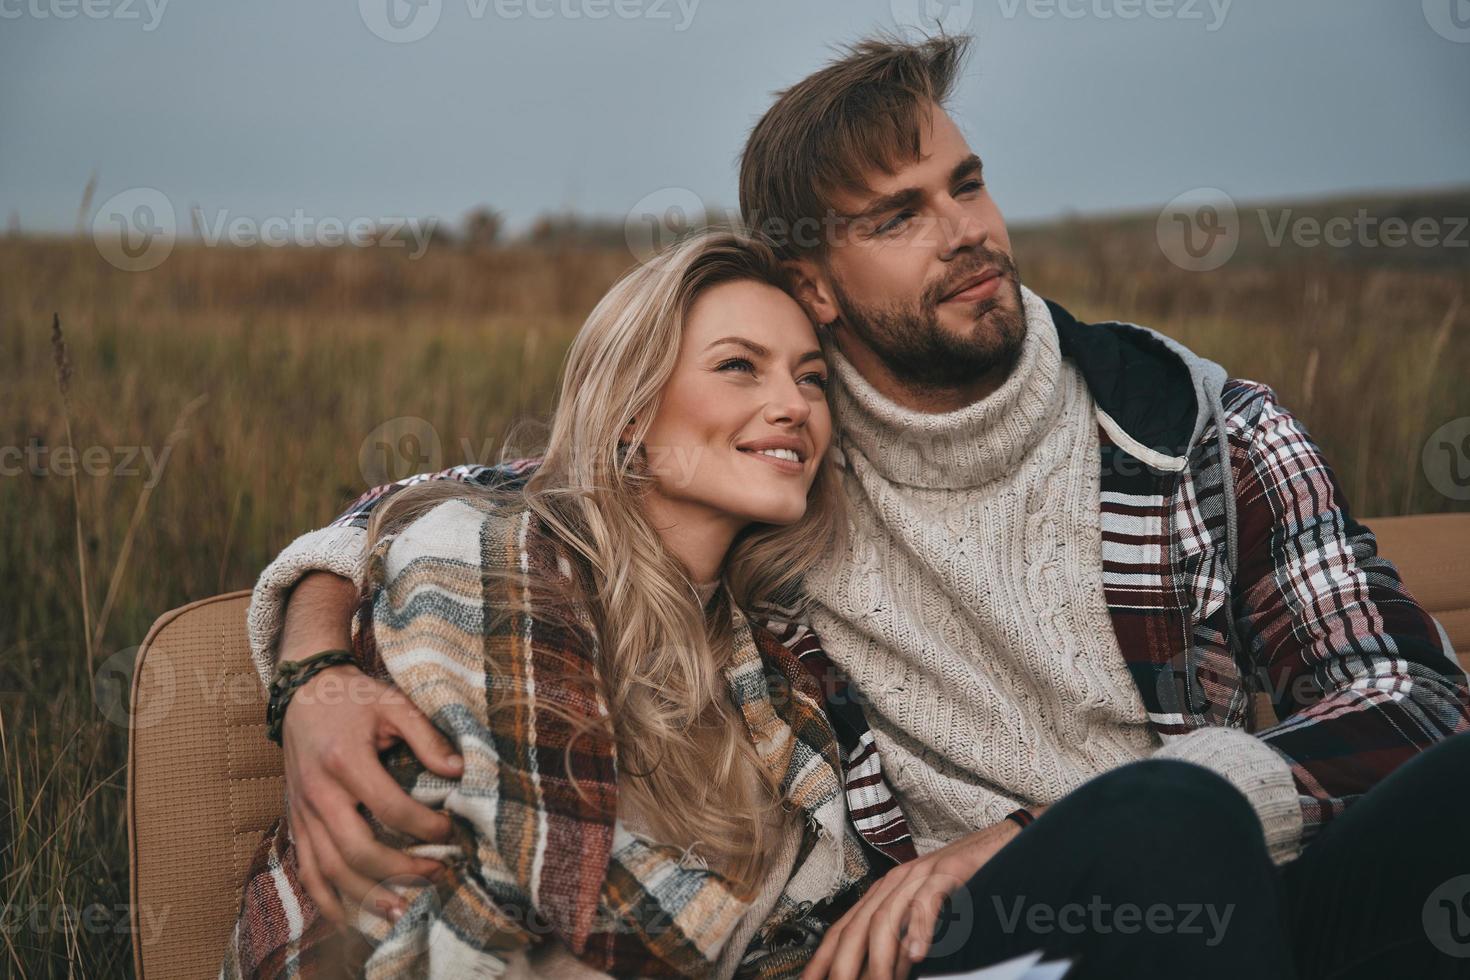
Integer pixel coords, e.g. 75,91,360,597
707,337,825,366
706,336,769,356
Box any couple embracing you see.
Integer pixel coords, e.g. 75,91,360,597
223,34,1470,980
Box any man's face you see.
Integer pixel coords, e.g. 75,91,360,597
802,102,1026,393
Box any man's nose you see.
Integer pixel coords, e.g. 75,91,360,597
936,198,989,259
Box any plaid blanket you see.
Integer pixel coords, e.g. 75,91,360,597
224,497,904,979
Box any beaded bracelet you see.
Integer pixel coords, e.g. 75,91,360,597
265,648,358,745
1003,807,1036,832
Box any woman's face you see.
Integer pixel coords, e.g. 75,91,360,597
639,279,832,530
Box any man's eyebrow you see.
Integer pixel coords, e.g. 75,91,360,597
846,187,923,223
843,155,985,222
707,337,827,366
952,154,983,183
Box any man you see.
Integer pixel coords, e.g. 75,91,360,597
246,35,1470,979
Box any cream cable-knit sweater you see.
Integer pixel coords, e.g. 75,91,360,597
247,288,1302,866
803,286,1302,862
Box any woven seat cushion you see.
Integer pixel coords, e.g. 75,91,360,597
128,591,282,980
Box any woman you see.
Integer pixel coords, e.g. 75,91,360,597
223,230,914,979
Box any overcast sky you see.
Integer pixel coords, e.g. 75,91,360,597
3,0,1467,236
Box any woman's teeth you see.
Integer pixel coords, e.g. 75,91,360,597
752,448,799,463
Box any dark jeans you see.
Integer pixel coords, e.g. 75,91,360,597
917,730,1470,980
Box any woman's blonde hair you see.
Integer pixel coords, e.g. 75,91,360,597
368,230,843,894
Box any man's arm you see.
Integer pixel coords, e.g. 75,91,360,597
247,460,537,687
276,570,355,664
1162,382,1469,863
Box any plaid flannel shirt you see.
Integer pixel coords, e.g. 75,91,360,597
325,299,1469,860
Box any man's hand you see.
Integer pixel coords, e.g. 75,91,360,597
274,572,464,928
801,805,1050,980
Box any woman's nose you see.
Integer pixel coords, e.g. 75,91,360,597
763,379,811,427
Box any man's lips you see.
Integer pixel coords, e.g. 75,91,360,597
940,268,1002,303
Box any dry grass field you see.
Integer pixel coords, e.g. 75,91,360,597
2,187,1467,975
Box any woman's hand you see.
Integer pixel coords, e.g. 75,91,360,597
800,806,1049,980
282,663,464,926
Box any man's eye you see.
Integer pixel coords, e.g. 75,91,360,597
877,211,913,235
716,357,755,374
956,179,984,196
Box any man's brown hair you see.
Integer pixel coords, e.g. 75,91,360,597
738,33,971,259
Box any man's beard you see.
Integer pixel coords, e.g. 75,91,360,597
829,248,1027,392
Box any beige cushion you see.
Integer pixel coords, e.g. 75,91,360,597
127,591,281,980
127,515,1470,978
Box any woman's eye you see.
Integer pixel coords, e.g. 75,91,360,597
799,373,829,390
716,357,756,374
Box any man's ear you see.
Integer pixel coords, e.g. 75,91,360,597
782,256,841,327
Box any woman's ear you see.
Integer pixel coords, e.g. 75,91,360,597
782,257,840,327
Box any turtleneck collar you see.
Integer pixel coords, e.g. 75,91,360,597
828,285,1066,490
